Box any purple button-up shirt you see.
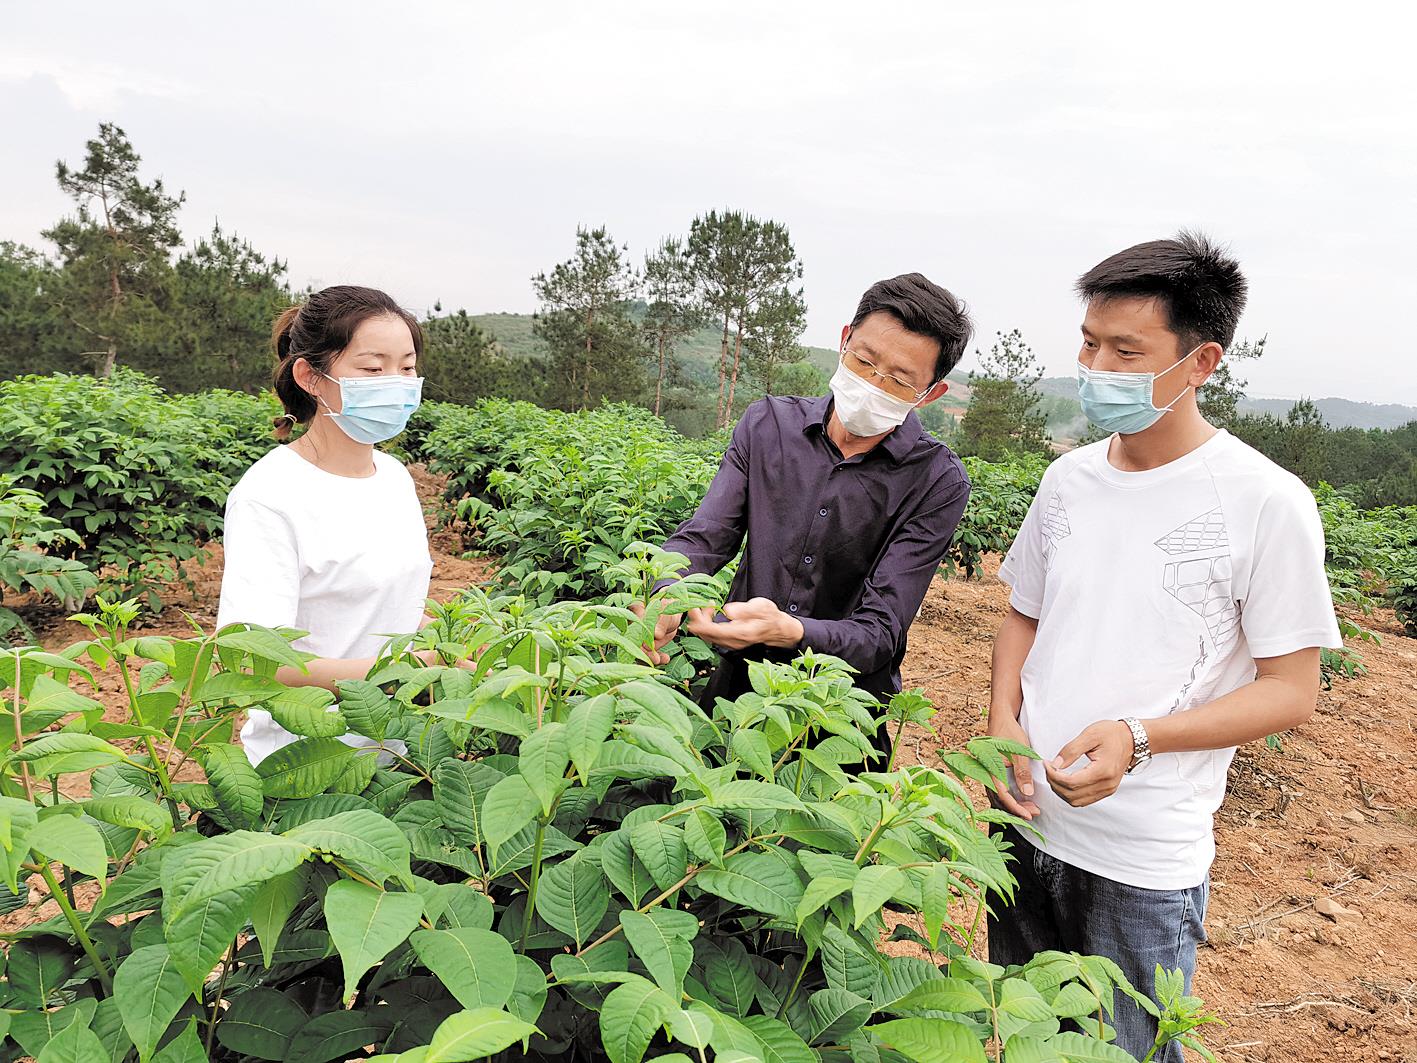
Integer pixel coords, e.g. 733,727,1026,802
663,393,970,701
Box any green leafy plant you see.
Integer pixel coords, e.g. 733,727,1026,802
0,573,1212,1062
1141,965,1224,1062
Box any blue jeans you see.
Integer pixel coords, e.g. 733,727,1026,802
987,826,1208,1062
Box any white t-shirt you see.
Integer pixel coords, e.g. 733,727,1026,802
216,445,433,766
998,430,1341,889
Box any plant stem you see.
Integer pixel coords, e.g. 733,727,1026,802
11,650,33,800
988,979,1002,1063
519,818,548,953
51,776,76,908
162,634,215,776
886,714,907,772
37,862,111,992
963,895,986,955
573,834,780,963
205,942,236,1055
774,953,809,1020
117,657,182,827
165,719,235,779
853,819,886,866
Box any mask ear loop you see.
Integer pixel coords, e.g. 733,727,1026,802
1153,345,1205,414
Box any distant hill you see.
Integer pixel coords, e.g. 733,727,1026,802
1035,376,1417,432
463,315,1413,435
1235,396,1417,430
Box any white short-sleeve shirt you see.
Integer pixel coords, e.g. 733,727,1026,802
998,430,1341,889
216,445,433,765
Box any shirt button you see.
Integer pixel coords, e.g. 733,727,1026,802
803,556,813,565
818,508,828,517
788,604,799,613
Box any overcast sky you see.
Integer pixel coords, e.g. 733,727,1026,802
3,2,1413,403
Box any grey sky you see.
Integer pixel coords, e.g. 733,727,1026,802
3,1,1413,403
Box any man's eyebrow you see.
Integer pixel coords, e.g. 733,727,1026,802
1081,326,1145,346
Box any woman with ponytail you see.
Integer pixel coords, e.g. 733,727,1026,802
217,285,434,766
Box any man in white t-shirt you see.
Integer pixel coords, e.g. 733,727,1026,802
986,232,1341,1061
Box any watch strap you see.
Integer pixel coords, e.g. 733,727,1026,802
1120,716,1151,774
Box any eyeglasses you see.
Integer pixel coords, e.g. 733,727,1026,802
840,347,932,402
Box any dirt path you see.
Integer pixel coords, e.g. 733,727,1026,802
10,466,1417,1060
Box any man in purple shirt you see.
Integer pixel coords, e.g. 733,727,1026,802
648,274,973,751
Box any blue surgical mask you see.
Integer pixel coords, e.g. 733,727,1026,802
1077,347,1200,436
319,373,423,444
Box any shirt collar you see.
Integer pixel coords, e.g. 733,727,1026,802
805,394,922,463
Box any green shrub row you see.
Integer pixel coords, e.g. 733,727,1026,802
0,370,277,609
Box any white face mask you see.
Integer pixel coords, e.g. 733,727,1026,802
829,363,920,437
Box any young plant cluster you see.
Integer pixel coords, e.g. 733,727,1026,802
0,573,1215,1062
0,477,97,644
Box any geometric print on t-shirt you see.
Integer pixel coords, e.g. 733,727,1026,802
1155,507,1241,649
1040,492,1071,569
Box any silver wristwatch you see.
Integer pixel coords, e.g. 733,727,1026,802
1120,717,1151,774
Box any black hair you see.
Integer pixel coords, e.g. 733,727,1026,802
1076,230,1248,351
850,273,973,381
270,285,423,440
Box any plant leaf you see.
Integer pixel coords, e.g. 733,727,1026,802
215,987,308,1060
411,927,518,1011
866,1018,988,1063
599,979,674,1063
535,852,609,948
149,1019,206,1063
256,736,356,799
852,864,906,929
28,814,108,881
35,1019,108,1063
114,944,190,1063
249,865,309,968
163,830,309,922
164,885,256,994
323,879,424,1004
565,692,614,779
480,774,537,859
432,759,503,848
695,851,803,920
201,742,265,829
424,1007,538,1063
284,808,413,886
286,1008,396,1063
629,821,687,893
81,796,172,837
518,722,569,816
807,987,873,1044
619,909,697,998
0,795,39,892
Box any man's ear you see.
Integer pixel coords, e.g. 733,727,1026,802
1190,342,1224,388
839,323,851,349
916,378,950,409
